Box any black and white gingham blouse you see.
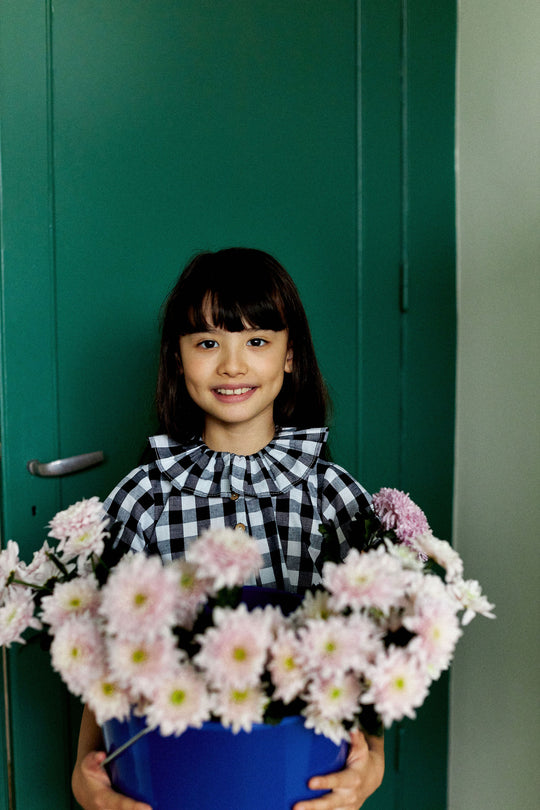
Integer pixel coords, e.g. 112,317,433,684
104,427,371,592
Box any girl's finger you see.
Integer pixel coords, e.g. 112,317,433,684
309,770,361,792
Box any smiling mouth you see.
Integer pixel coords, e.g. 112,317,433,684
214,387,255,396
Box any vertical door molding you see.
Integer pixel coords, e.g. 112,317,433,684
0,0,61,548
358,2,456,808
399,3,457,806
0,3,70,808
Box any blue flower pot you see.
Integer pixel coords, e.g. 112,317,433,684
102,587,347,808
103,714,348,810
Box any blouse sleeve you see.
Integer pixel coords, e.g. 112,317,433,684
319,463,373,561
103,465,157,554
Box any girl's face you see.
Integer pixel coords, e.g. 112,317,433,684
178,324,293,453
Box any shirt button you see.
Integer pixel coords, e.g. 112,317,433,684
235,523,246,531
230,493,240,501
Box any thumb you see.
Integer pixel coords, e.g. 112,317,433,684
347,729,369,766
82,750,112,784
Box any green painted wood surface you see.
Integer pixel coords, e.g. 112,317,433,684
1,2,456,808
398,4,456,807
360,3,456,809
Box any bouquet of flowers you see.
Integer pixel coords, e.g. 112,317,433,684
0,490,494,747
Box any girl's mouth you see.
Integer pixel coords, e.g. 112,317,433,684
212,386,257,400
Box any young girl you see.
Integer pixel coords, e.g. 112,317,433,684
72,248,385,810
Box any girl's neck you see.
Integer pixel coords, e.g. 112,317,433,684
202,419,276,456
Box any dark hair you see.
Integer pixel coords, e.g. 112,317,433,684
156,248,328,443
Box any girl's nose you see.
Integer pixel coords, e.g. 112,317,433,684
217,345,247,376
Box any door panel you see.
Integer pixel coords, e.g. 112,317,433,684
52,0,360,512
1,2,455,808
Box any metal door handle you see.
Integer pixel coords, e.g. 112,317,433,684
27,451,105,477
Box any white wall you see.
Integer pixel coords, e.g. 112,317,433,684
449,1,540,808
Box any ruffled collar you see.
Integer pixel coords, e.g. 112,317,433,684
148,427,328,498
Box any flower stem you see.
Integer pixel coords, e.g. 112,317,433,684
46,552,70,578
9,577,50,592
102,726,153,766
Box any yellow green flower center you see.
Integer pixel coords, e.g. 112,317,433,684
232,689,248,704
170,689,186,706
132,649,147,664
134,593,147,607
233,647,247,661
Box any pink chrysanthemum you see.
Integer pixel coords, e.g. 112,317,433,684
0,590,42,647
346,613,385,669
41,577,100,629
169,559,213,629
107,630,179,699
47,498,109,567
362,646,431,727
449,578,496,626
145,663,212,736
84,674,131,725
291,589,334,623
195,604,272,689
60,526,107,568
404,602,462,678
100,553,178,640
383,539,427,571
304,672,361,738
47,497,108,542
267,627,307,703
323,546,409,614
302,710,351,746
259,603,289,636
50,615,105,696
0,540,21,593
187,528,263,589
213,683,268,734
372,488,430,544
298,616,367,678
16,542,58,588
414,533,464,582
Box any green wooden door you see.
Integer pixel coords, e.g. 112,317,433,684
0,2,455,808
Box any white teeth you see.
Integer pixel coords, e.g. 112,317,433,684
216,387,253,395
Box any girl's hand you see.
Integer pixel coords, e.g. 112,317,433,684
292,730,385,810
72,750,152,810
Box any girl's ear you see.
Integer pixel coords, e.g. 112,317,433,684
284,344,293,374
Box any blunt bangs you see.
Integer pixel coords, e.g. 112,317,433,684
184,290,287,334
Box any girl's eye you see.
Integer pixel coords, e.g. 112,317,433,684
198,339,218,349
247,337,268,347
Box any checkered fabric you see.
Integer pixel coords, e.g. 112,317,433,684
104,427,371,592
